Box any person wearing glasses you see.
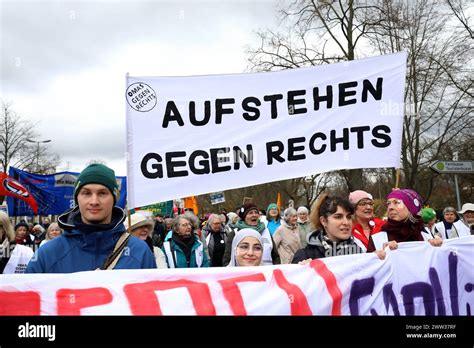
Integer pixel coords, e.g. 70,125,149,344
227,228,263,267
367,189,443,252
348,190,385,252
202,214,228,267
162,214,209,268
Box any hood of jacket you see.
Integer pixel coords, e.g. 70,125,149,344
55,206,127,256
58,206,126,232
58,205,126,239
306,229,323,246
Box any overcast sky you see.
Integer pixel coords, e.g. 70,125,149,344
1,0,280,175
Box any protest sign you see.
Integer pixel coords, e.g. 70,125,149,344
1,237,472,315
126,52,407,208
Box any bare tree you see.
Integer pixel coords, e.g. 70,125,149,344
0,101,60,175
247,0,387,191
366,0,473,201
446,0,473,39
247,0,472,204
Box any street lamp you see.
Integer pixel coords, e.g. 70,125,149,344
26,138,51,173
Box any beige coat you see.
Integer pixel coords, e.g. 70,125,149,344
273,221,302,264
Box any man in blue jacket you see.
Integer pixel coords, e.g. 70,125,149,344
26,163,156,273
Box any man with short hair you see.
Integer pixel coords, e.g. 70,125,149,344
223,203,280,266
26,163,156,273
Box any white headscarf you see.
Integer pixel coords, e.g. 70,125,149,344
228,228,264,267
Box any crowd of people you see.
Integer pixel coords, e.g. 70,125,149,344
0,163,472,274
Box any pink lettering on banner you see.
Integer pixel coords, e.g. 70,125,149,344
310,259,342,315
273,269,312,315
0,291,41,315
124,279,216,315
56,287,113,315
218,273,266,315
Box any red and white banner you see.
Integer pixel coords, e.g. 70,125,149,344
1,237,472,315
0,172,38,214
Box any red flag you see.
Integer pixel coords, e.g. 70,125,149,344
0,172,38,214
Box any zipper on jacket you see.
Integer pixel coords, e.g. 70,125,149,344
96,235,101,269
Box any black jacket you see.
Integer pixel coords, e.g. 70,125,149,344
292,230,364,263
292,230,325,263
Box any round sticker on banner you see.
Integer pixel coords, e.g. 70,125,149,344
126,82,157,112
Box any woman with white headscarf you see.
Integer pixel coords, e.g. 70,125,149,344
228,228,264,267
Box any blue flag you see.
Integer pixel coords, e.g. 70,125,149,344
6,167,127,216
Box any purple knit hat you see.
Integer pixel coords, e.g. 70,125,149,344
387,189,423,216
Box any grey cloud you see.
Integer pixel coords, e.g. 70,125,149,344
1,1,275,94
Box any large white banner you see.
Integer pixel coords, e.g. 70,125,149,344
1,237,472,315
125,52,407,208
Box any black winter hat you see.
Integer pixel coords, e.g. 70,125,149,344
238,203,259,220
15,221,29,231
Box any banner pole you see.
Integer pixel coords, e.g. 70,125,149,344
126,203,132,233
395,168,401,189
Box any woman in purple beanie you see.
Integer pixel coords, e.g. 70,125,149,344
367,189,442,251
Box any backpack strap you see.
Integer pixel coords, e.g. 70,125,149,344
100,232,131,270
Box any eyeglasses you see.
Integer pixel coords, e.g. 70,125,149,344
357,201,374,207
237,244,263,252
179,223,192,228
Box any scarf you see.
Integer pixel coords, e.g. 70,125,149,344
319,232,363,257
282,219,298,230
297,218,309,225
236,220,265,233
172,232,195,262
381,217,424,242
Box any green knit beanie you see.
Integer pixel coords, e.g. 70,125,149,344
420,207,436,223
74,164,119,204
267,203,278,212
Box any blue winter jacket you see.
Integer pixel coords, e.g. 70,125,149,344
162,235,209,268
26,206,156,273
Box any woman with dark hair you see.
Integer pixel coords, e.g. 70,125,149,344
14,221,35,247
292,194,366,263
